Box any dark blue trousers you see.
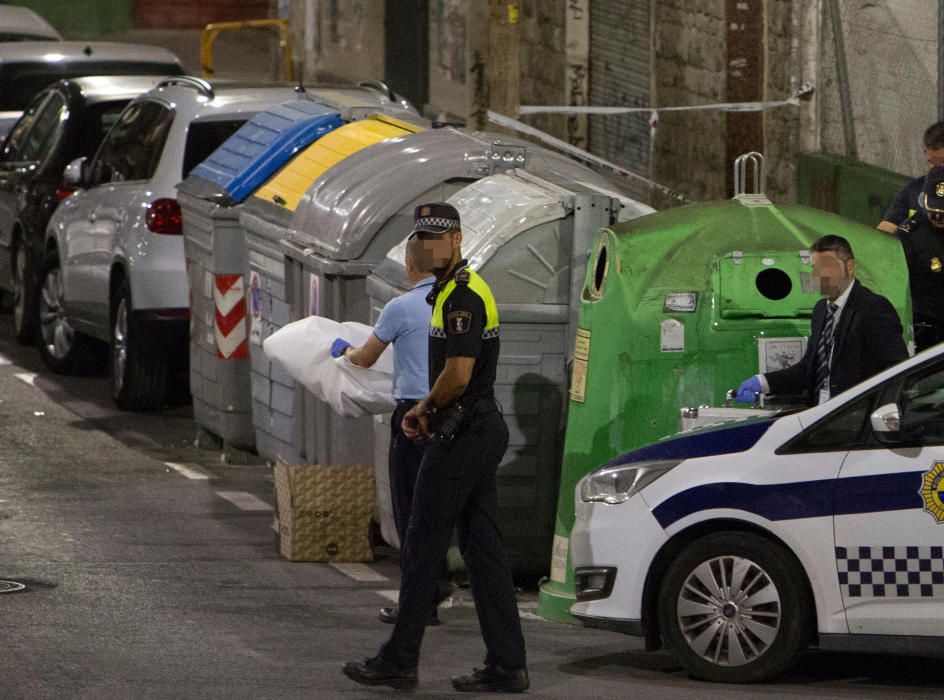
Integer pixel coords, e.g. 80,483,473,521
379,411,526,670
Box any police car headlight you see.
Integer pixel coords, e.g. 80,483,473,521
579,460,681,504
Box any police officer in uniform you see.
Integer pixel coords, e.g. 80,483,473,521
343,203,528,693
897,165,944,351
878,121,944,233
330,237,451,625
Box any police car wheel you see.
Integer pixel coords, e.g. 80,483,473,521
657,531,812,683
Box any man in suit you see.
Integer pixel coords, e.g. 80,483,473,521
736,235,909,406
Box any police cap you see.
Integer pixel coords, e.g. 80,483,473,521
409,202,460,239
922,165,944,214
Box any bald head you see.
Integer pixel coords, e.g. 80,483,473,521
405,237,431,284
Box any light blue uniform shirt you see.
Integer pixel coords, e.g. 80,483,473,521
373,276,435,401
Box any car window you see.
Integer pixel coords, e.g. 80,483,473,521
182,119,246,179
19,91,66,163
779,391,878,453
898,365,944,445
1,93,47,161
92,101,173,184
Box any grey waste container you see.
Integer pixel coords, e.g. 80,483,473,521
241,114,428,464
280,127,627,471
179,100,343,450
366,169,654,574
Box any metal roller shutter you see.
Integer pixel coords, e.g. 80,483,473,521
589,0,651,200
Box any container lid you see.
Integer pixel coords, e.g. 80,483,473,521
184,100,342,205
252,114,423,212
385,171,568,270
286,128,621,262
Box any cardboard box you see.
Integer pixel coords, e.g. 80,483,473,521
274,464,375,562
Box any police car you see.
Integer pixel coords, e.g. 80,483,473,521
570,345,944,683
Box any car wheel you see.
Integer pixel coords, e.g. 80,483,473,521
37,250,102,373
657,531,812,683
13,243,39,344
111,277,167,411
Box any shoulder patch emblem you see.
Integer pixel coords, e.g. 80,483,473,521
936,182,944,198
448,310,472,334
920,461,944,523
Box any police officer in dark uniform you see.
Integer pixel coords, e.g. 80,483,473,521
343,203,528,693
897,165,944,350
878,121,944,233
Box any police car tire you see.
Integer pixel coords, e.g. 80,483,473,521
110,278,167,411
657,531,812,684
36,250,105,374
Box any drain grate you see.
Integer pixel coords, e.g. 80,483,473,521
0,580,26,594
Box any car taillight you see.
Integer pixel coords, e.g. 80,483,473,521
55,184,75,200
146,198,182,235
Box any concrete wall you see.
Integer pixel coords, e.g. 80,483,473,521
651,0,727,206
10,0,134,37
290,0,385,85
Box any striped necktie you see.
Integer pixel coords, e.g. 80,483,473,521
814,302,839,395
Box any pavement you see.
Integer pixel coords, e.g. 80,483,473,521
0,313,941,699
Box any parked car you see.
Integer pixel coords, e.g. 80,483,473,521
0,41,183,139
570,345,944,682
0,75,166,344
0,6,61,42
40,78,309,409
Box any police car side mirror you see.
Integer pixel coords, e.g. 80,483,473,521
870,403,901,443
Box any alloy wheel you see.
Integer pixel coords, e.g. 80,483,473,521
676,555,782,667
112,297,128,396
39,266,74,360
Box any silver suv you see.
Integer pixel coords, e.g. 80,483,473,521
42,77,417,411
41,78,305,409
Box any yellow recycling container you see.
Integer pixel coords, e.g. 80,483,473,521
252,114,424,212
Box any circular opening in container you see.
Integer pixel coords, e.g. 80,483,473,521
591,243,608,298
756,268,792,300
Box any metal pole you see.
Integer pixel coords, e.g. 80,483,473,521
824,0,857,160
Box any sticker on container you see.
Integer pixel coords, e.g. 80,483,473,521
758,337,807,373
574,328,591,361
309,275,319,317
249,271,262,346
762,257,775,266
550,535,569,583
660,319,685,352
570,328,590,403
569,357,588,403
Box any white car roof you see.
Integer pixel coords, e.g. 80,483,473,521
0,6,61,41
0,41,180,65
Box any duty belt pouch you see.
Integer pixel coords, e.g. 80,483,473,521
436,402,469,443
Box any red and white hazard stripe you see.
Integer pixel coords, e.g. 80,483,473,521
214,274,247,359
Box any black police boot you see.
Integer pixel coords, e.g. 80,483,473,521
378,606,442,626
342,656,418,690
451,665,529,693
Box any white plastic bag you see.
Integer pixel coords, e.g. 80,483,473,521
262,315,396,417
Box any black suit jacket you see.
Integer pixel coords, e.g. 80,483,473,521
766,280,909,405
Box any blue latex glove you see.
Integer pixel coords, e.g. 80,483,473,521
330,338,352,358
736,376,762,404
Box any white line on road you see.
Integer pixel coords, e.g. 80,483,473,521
377,589,399,602
164,461,213,480
14,372,37,386
0,353,12,365
216,491,273,511
331,563,389,582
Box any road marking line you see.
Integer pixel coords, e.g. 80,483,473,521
331,563,389,582
14,372,37,386
377,589,399,602
216,491,273,511
0,353,12,365
164,461,213,480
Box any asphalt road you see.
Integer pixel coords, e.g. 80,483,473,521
0,314,941,699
